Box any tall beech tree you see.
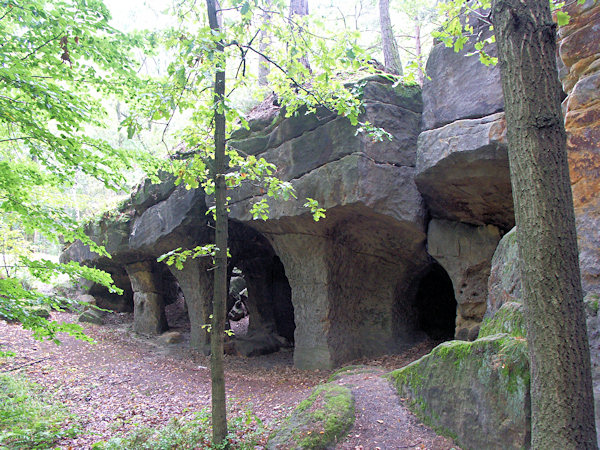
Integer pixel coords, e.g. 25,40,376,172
491,0,597,446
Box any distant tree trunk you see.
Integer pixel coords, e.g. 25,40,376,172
258,0,272,87
288,0,310,71
206,0,228,445
378,0,402,75
414,22,424,86
492,0,597,447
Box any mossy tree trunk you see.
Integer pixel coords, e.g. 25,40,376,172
206,0,228,445
491,0,597,447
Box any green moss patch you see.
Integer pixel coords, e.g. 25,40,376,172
479,302,526,339
267,383,354,449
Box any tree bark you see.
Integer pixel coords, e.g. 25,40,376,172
206,0,228,445
491,0,597,447
288,0,310,71
414,22,423,86
258,0,272,87
378,0,402,75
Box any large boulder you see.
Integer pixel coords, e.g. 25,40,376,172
415,113,513,229
421,28,504,131
390,334,530,450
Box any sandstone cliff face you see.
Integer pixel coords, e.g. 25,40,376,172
559,0,600,294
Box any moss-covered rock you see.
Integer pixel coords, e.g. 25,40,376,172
267,383,355,449
389,335,530,450
479,302,525,339
327,365,372,383
78,309,104,325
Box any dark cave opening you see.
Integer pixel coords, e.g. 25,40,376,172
413,262,457,341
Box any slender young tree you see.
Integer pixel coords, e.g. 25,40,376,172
378,0,403,75
491,0,597,447
205,0,228,444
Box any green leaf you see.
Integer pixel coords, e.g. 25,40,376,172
556,11,570,26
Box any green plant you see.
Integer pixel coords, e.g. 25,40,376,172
93,408,266,449
0,374,79,449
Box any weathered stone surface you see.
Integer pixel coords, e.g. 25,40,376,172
158,331,183,345
126,262,168,335
230,154,426,227
428,219,501,340
234,331,283,357
390,336,530,450
129,184,209,255
168,259,213,354
421,35,504,131
76,294,97,307
486,228,521,318
558,1,600,69
130,172,177,216
558,0,600,295
415,113,513,229
79,309,104,325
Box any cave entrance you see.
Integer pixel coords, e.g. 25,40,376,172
230,255,295,345
227,267,249,338
228,220,296,353
413,262,457,340
270,256,295,344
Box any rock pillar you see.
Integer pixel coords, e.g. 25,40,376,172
168,258,213,354
125,261,168,335
270,233,333,369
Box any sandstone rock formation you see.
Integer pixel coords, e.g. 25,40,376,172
63,78,460,369
61,2,600,379
558,0,600,294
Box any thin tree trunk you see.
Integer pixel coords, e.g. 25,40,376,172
258,0,272,87
206,0,228,445
288,0,310,71
378,0,402,75
414,22,424,86
491,0,597,447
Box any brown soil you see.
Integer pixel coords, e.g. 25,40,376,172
0,309,460,449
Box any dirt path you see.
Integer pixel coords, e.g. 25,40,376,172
334,369,457,449
0,311,459,449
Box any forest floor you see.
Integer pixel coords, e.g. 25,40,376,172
0,305,459,449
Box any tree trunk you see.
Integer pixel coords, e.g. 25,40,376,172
378,0,402,75
288,0,310,71
258,0,272,87
414,22,424,86
491,0,597,447
206,0,228,445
